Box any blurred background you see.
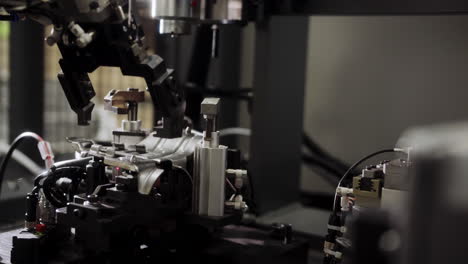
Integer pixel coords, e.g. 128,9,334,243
302,15,468,194
2,15,468,218
241,15,468,196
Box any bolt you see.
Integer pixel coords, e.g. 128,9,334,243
271,223,293,244
73,208,86,219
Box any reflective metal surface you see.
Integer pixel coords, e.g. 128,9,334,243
134,0,243,24
159,19,192,35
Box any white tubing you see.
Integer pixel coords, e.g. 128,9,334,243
219,127,251,137
192,128,252,138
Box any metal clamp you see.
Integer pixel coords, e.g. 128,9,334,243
104,88,145,121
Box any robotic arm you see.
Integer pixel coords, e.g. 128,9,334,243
2,0,248,137
2,0,185,137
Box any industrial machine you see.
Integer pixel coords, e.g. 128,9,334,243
2,0,468,264
0,1,308,263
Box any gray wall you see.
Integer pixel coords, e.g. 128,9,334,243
303,15,468,193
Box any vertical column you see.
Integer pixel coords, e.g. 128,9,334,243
9,21,44,152
215,24,242,146
250,16,309,214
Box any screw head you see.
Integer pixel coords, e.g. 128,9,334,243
73,208,86,219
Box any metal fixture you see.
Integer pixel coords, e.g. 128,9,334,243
193,97,227,217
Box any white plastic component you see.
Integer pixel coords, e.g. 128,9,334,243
68,22,84,37
68,22,95,48
327,225,347,233
226,169,247,189
324,248,343,259
336,187,353,196
225,194,248,211
393,147,412,158
340,196,350,212
37,141,54,169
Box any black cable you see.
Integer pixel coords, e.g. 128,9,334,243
52,157,92,168
302,154,343,178
302,133,355,175
332,148,405,212
41,166,86,207
302,154,341,185
0,132,43,198
33,157,92,187
301,133,364,186
33,159,91,207
302,133,329,158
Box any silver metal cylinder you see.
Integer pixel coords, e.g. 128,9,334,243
199,0,243,22
134,0,244,30
134,0,193,20
122,120,142,132
159,19,192,35
193,141,227,217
